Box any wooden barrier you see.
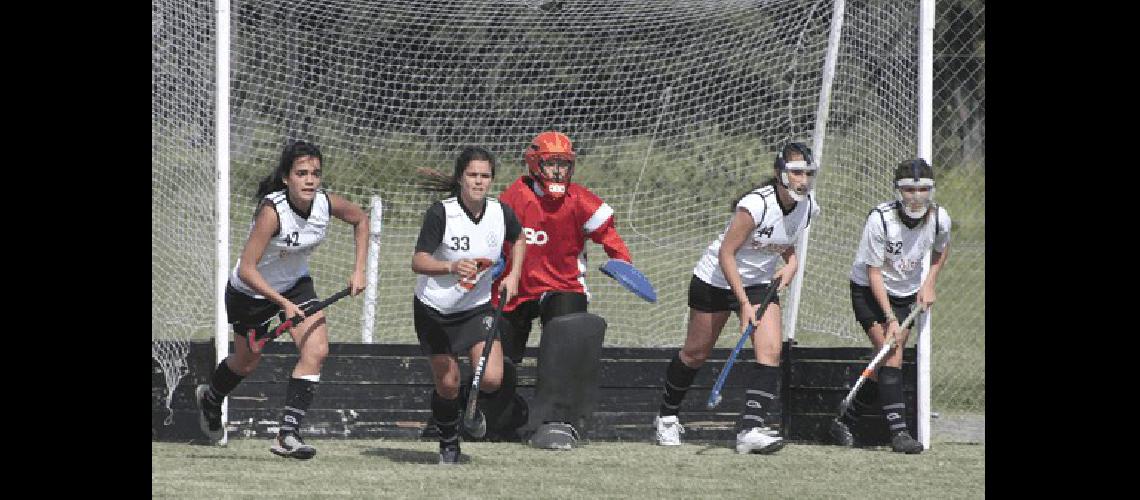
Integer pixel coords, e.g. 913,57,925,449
153,341,915,445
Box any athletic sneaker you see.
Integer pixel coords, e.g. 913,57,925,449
654,415,684,446
735,426,785,454
890,431,924,454
530,422,579,450
829,417,855,447
439,442,461,465
270,432,317,460
195,384,226,445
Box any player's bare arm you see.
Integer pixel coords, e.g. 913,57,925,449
719,207,760,331
238,202,304,321
328,193,369,295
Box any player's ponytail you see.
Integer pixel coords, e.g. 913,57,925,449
729,176,777,212
418,146,497,198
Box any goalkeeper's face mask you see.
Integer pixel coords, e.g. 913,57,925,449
524,131,576,199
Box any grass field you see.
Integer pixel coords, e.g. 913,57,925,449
152,438,984,498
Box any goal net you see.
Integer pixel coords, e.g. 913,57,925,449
153,0,925,412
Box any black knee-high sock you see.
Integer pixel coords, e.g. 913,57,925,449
432,390,461,446
738,362,780,432
840,379,879,427
878,366,908,436
659,352,700,417
205,361,244,406
279,377,319,436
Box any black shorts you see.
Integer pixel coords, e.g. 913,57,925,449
413,297,495,356
687,274,779,314
849,281,916,331
504,292,588,328
225,276,319,339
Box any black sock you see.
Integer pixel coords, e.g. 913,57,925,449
279,377,319,436
659,352,700,417
432,390,461,447
479,387,501,400
738,362,780,432
878,366,908,436
205,360,244,406
840,379,879,427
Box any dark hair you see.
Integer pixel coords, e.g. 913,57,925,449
255,141,323,200
728,144,808,211
418,146,497,197
729,176,777,212
893,159,935,184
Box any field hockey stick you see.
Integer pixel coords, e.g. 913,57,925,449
836,303,925,416
463,287,509,431
598,259,658,303
706,275,782,409
248,286,353,354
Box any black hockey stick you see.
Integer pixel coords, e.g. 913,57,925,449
463,287,509,433
248,286,353,354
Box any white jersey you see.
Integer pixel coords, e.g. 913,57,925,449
849,201,951,297
693,184,820,288
229,189,331,298
415,197,507,314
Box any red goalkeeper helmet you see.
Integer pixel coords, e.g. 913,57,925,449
523,131,576,198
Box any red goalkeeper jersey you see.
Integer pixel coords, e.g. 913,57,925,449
493,176,632,312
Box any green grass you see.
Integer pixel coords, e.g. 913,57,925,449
152,439,984,498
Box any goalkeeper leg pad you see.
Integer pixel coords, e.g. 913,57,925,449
526,312,607,438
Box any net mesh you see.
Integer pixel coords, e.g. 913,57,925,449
153,0,983,419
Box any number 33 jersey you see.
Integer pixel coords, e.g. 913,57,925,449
849,201,952,297
415,197,519,314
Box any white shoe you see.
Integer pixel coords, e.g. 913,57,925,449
270,433,317,460
735,427,784,454
654,415,684,446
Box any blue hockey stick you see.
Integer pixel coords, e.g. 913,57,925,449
706,275,782,409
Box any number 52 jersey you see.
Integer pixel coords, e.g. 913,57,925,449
849,201,951,297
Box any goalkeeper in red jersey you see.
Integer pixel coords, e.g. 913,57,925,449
492,130,632,364
489,131,632,449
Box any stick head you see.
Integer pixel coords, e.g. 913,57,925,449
837,398,852,416
707,392,723,409
599,259,657,303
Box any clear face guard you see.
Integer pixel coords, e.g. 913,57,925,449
780,160,817,201
896,178,935,217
